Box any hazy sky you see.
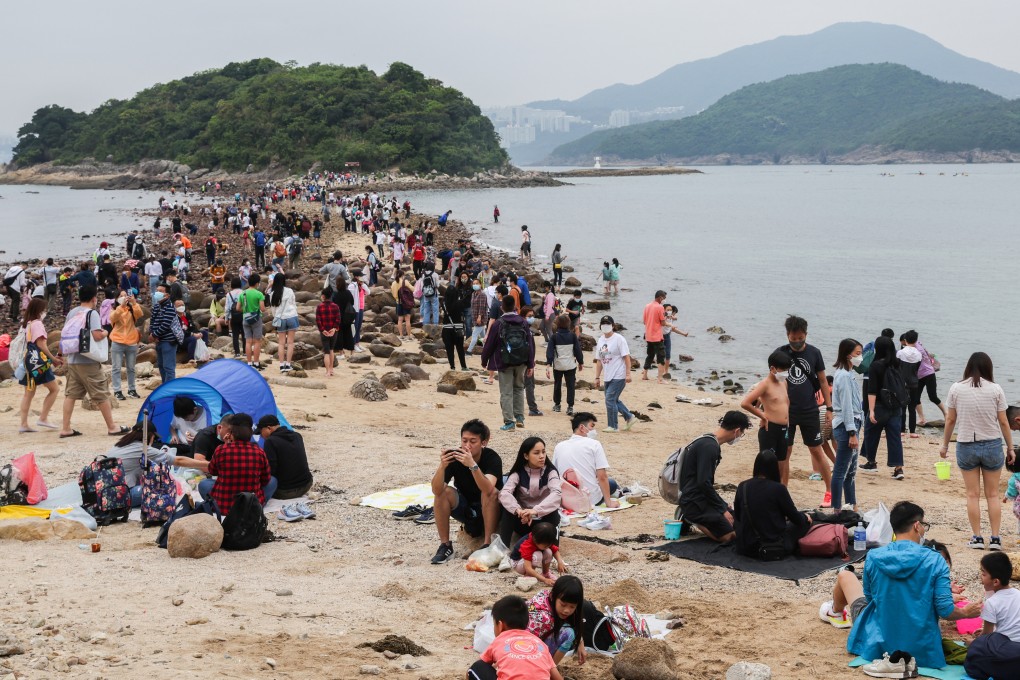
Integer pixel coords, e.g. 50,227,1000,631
3,0,1020,135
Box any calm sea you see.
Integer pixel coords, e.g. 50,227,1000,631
3,167,1019,392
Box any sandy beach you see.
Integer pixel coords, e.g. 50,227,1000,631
0,198,1015,680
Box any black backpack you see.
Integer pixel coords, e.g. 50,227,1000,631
899,360,920,390
581,600,620,654
880,361,909,411
220,492,267,551
500,318,530,367
422,274,437,298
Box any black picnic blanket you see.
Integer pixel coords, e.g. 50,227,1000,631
650,537,866,583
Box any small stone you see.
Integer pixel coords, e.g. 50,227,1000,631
275,589,293,597
265,657,277,669
726,661,772,680
403,662,420,670
382,650,398,659
515,577,538,592
360,665,382,675
647,401,662,409
172,598,183,606
52,658,70,672
186,617,209,626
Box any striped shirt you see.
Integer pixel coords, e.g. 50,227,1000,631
946,378,1007,442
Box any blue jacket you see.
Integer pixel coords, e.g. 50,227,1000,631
847,539,955,668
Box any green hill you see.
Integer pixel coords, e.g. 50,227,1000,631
546,64,1009,164
13,59,508,175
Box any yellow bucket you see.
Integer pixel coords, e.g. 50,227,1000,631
934,461,951,481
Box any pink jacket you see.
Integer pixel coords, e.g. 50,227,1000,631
499,466,562,518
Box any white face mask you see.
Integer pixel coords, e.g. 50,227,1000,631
850,355,863,367
774,371,789,381
118,296,127,305
40,313,47,321
586,427,598,440
175,306,186,314
728,432,744,446
600,325,613,334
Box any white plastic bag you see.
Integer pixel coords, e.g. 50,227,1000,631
864,502,893,547
467,534,509,569
193,338,210,362
472,610,495,653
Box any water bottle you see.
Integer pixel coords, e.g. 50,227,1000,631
854,522,866,552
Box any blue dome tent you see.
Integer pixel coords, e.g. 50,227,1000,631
137,360,290,441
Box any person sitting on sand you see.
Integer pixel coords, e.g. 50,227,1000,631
964,552,1020,680
256,414,313,500
676,410,751,543
552,412,619,509
169,396,207,457
183,414,277,509
106,420,178,507
509,521,567,587
469,595,562,680
844,501,981,669
526,575,587,666
733,450,811,559
430,419,503,565
498,436,563,546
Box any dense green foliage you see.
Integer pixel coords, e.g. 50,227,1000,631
13,59,508,174
547,64,1013,163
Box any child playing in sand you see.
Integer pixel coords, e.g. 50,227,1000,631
740,350,793,484
469,595,562,680
509,522,567,586
526,575,587,666
965,552,1020,678
1004,456,1020,543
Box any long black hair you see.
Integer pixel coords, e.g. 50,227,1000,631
115,420,157,449
873,336,897,365
270,272,288,307
508,436,556,489
752,450,781,483
549,575,585,651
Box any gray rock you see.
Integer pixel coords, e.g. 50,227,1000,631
718,334,734,343
400,364,429,380
515,577,538,592
0,632,25,657
380,372,411,390
348,354,373,364
726,662,772,680
437,384,459,395
351,376,388,401
167,513,223,559
369,343,395,358
360,665,382,675
438,370,476,391
706,326,726,334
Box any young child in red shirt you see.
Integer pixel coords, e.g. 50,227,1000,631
469,595,562,680
509,522,567,587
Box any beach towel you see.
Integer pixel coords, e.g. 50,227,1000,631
650,537,866,583
359,483,635,515
849,655,972,680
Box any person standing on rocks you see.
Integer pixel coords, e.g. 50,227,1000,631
391,269,415,339
415,262,441,327
315,289,341,375
466,279,488,358
593,315,636,433
144,256,162,298
253,226,267,270
551,244,565,292
318,251,349,296
347,270,369,352
109,290,143,401
38,258,61,311
641,290,668,384
269,273,299,373
482,295,536,431
149,284,183,382
520,225,532,263
3,263,27,322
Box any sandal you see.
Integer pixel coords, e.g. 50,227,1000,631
108,426,130,436
18,427,38,434
59,430,83,438
36,421,59,430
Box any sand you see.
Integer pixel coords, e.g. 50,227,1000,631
0,199,1014,679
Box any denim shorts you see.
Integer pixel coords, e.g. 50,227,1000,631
956,439,1004,472
276,316,299,331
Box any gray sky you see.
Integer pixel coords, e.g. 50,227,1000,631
3,0,1020,135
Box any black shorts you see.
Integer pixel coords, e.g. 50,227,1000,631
758,421,790,460
786,408,822,448
683,508,733,538
320,333,337,352
451,492,485,537
644,340,665,368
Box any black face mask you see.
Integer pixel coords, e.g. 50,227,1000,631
789,341,806,351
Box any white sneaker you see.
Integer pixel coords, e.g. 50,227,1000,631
623,417,637,431
818,600,852,629
354,344,365,352
862,652,917,678
582,512,612,531
602,427,619,433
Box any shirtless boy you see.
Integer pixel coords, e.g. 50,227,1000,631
741,350,794,485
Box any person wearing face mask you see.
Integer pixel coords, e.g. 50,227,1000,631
465,279,488,357
552,412,620,509
830,339,864,511
740,351,793,482
846,502,981,670
675,410,751,543
593,316,636,433
148,284,184,384
17,298,62,433
109,290,143,400
174,298,207,363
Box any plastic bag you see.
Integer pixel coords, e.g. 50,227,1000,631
12,453,47,505
49,505,98,531
193,338,210,362
864,501,892,547
472,610,495,653
467,534,509,569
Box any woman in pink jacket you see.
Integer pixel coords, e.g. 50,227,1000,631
498,437,563,545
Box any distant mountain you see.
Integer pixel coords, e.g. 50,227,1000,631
546,64,1015,164
527,22,1020,125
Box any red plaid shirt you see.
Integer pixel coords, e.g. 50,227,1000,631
315,301,340,333
208,440,271,509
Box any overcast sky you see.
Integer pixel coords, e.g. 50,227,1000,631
3,0,1020,135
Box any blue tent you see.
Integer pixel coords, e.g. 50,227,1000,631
137,360,290,440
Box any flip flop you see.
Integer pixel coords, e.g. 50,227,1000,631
18,428,38,434
36,421,59,430
59,430,83,438
108,426,130,436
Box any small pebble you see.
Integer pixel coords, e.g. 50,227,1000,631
360,665,382,675
275,589,293,597
185,618,209,626
265,657,276,668
382,650,397,659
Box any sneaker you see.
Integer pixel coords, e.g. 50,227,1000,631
818,601,852,629
989,536,1002,551
294,502,316,519
500,422,516,431
233,353,242,359
127,390,142,399
515,419,525,429
891,467,904,480
860,461,879,473
414,508,435,524
528,410,543,417
392,504,426,520
276,505,303,522
355,344,365,352
582,513,612,531
862,652,917,679
602,427,619,433
114,391,126,401
821,491,832,508
430,542,454,565
808,473,823,481
969,535,985,550
623,417,637,431
551,404,561,413
566,406,574,416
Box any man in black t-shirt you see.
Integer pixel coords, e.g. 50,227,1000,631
775,315,832,504
190,414,233,461
430,419,503,565
677,410,750,542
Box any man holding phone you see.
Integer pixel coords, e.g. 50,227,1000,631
429,419,503,565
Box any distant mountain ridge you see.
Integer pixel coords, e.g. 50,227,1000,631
525,22,1020,125
546,63,1020,165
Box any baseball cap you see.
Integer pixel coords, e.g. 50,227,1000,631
599,315,614,326
255,414,280,430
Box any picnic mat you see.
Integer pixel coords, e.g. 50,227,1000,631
650,537,866,582
360,483,633,515
849,656,970,680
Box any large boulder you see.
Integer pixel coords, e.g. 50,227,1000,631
400,364,429,380
439,370,476,392
366,290,397,312
351,374,388,401
564,276,582,287
587,299,611,312
378,333,403,347
386,351,422,367
610,638,678,680
348,354,373,364
380,372,411,390
369,343,396,358
167,513,223,559
51,518,98,540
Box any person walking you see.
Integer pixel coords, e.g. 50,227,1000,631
493,205,500,223
593,315,636,433
939,352,1015,551
546,314,584,416
641,290,668,384
860,336,905,479
17,298,62,433
539,282,558,343
520,225,532,262
608,258,622,296
550,244,565,291
109,290,143,400
481,295,535,431
38,258,61,311
830,338,864,511
915,335,947,426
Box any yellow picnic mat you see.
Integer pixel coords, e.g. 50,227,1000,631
0,505,54,521
359,483,635,515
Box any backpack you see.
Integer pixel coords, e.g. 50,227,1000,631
659,434,714,505
422,274,437,298
0,464,28,507
397,283,415,310
156,494,221,549
139,445,177,527
255,232,266,247
7,327,28,371
499,318,530,367
77,456,130,526
178,281,191,304
879,361,908,411
552,340,577,372
289,239,303,257
59,308,93,355
274,242,286,257
220,492,267,551
581,600,622,654
797,523,849,558
899,360,920,390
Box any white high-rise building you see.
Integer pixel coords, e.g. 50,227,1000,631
608,109,631,128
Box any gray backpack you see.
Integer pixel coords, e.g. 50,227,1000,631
658,434,714,505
